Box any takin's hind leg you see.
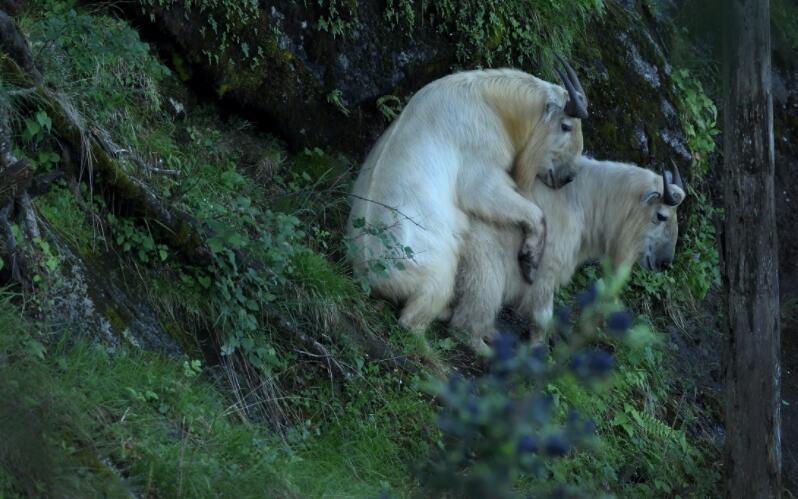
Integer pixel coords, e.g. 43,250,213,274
449,247,506,355
398,266,457,336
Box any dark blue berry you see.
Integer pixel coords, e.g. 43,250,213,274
555,306,571,328
570,349,614,378
586,349,614,375
575,283,598,309
607,310,633,333
517,435,539,454
569,352,586,373
493,334,518,362
544,434,570,456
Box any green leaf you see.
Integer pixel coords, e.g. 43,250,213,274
208,237,224,254
24,119,40,140
35,111,52,133
24,339,46,360
46,256,58,272
197,275,212,289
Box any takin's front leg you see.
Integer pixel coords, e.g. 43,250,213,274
457,166,545,284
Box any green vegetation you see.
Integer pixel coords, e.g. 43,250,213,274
773,0,798,54
310,0,603,72
421,0,603,71
140,0,261,65
0,1,726,497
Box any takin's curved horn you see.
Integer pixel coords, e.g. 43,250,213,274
670,160,685,191
554,55,588,120
663,170,681,206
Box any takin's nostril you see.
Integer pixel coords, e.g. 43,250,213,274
658,259,672,270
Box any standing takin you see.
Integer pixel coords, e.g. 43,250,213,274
347,62,589,335
450,157,687,351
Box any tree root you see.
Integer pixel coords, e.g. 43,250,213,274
0,200,21,283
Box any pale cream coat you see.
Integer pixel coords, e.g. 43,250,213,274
347,69,585,333
450,157,686,349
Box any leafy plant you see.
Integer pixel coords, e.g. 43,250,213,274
387,0,604,72
345,216,415,292
314,0,357,38
139,0,261,65
22,6,169,120
376,95,403,121
671,68,719,178
15,110,60,173
106,213,169,264
326,89,351,117
424,273,646,497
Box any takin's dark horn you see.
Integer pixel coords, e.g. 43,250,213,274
663,170,681,206
554,55,588,120
670,160,685,191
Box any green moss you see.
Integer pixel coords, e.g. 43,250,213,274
170,52,193,81
103,305,128,334
572,1,678,166
388,0,604,73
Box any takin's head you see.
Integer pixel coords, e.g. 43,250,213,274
638,165,687,272
593,161,687,273
530,58,589,190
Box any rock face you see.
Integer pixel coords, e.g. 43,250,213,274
45,236,183,356
124,1,690,170
127,1,455,156
574,3,691,170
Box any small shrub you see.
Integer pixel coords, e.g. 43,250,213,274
424,273,646,497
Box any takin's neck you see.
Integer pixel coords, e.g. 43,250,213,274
572,164,654,272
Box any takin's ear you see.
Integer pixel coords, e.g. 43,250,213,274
543,100,561,122
641,190,661,205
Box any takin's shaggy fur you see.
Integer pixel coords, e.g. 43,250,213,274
347,68,587,334
450,156,687,350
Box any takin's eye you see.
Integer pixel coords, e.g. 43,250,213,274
561,122,573,132
656,212,669,223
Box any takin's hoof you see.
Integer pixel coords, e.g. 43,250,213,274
518,235,545,284
470,336,494,358
518,247,540,284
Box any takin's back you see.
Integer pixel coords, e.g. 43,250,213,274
451,157,685,346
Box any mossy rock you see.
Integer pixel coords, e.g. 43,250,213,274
121,0,455,157
574,1,691,171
